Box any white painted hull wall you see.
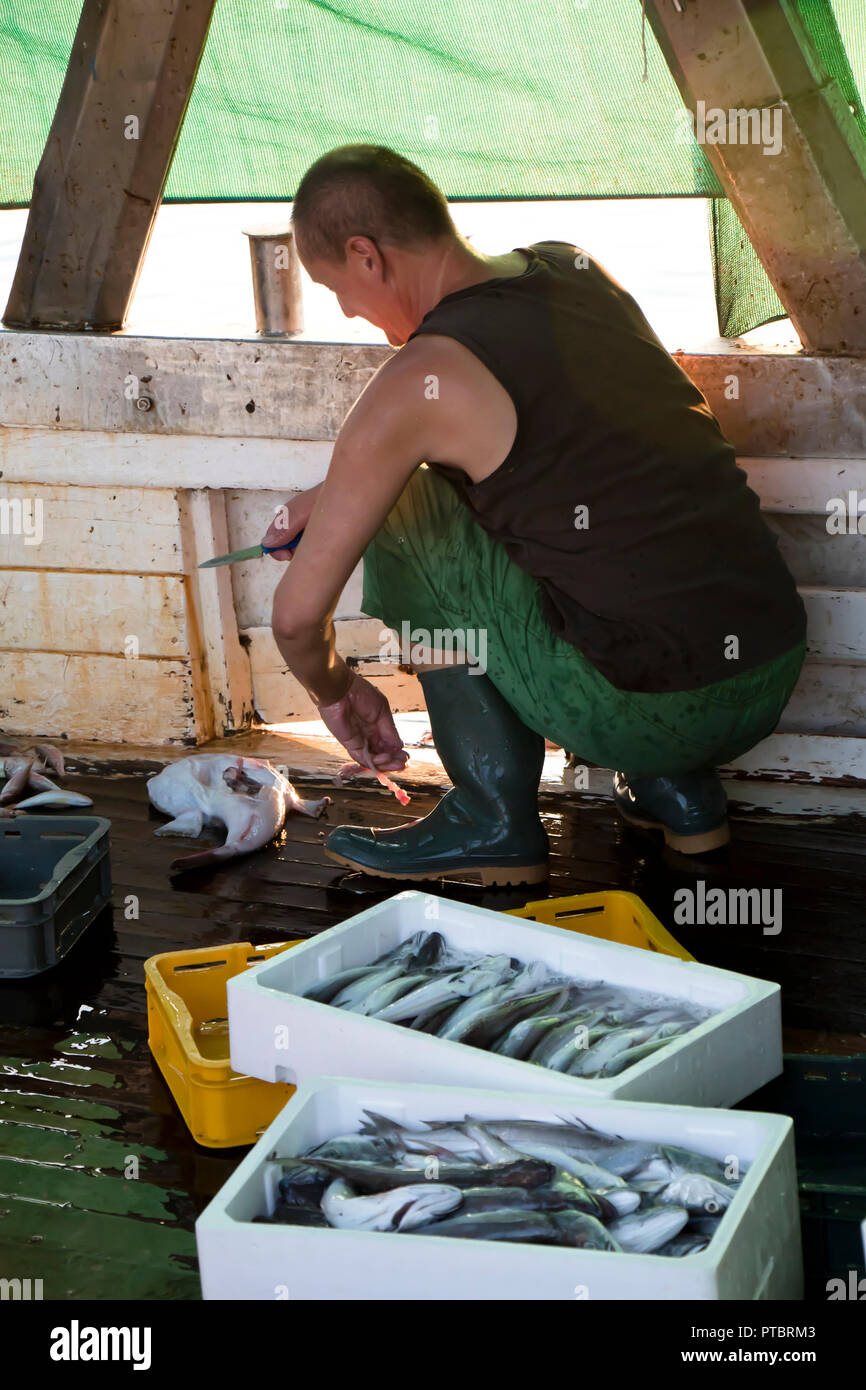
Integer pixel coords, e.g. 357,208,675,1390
0,333,863,782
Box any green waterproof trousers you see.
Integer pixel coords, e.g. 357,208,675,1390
361,466,805,779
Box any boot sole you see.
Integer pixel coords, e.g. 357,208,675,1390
616,807,730,855
325,848,549,888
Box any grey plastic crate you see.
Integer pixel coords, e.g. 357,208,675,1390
0,816,112,977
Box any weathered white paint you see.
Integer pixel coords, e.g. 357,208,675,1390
778,660,866,736
0,570,187,657
244,624,423,724
726,732,866,783
766,514,865,589
0,481,183,570
0,335,388,438
4,426,866,507
675,352,866,457
0,652,196,743
801,587,866,660
740,458,866,512
0,427,332,491
224,489,364,624
2,334,865,456
177,489,254,737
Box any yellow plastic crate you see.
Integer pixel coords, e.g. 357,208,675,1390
506,890,693,960
145,939,301,1149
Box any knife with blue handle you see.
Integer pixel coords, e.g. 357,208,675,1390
199,531,304,568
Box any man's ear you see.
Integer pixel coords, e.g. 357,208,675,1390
345,234,384,276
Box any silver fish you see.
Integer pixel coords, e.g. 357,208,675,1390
456,1182,613,1217
308,1134,393,1162
355,971,434,1017
372,931,445,969
321,1178,462,1231
330,961,405,1010
361,1114,483,1159
552,1210,622,1250
303,966,378,1004
631,1144,734,1186
598,1187,642,1216
1,750,66,801
405,935,446,969
521,1148,627,1192
657,1173,738,1215
450,985,569,1050
34,742,66,778
609,1205,689,1253
358,1111,463,1162
435,981,515,1041
410,1001,462,1033
541,1013,618,1073
1,758,34,802
375,955,514,1024
478,1120,658,1177
460,1121,524,1166
456,1186,546,1215
544,1172,613,1221
12,789,93,810
418,1208,559,1244
659,1231,712,1257
309,1154,553,1193
527,1011,605,1070
567,1025,653,1078
451,1127,610,1220
492,1005,571,1059
602,1030,685,1077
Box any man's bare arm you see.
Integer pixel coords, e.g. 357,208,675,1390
270,344,435,702
267,336,516,770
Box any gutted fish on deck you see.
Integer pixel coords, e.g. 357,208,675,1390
147,753,330,869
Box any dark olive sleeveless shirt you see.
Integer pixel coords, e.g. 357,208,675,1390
409,242,806,693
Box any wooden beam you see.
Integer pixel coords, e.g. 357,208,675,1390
0,334,387,438
3,0,216,331
2,333,866,454
177,488,254,738
643,0,866,352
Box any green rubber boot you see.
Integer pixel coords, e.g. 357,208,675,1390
326,665,549,886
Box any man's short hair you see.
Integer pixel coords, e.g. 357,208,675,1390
291,145,454,263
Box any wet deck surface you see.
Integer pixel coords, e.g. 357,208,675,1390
1,771,865,1300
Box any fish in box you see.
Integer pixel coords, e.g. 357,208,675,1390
195,1078,803,1300
226,891,782,1108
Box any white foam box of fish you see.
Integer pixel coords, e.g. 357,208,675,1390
195,1076,802,1300
226,891,781,1107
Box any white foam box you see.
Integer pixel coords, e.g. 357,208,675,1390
195,1076,803,1300
227,892,782,1107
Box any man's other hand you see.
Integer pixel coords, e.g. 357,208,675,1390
317,674,408,773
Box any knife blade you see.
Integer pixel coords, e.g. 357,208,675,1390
199,532,304,568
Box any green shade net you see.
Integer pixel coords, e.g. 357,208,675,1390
1,0,864,336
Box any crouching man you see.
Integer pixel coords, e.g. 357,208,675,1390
264,144,806,885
